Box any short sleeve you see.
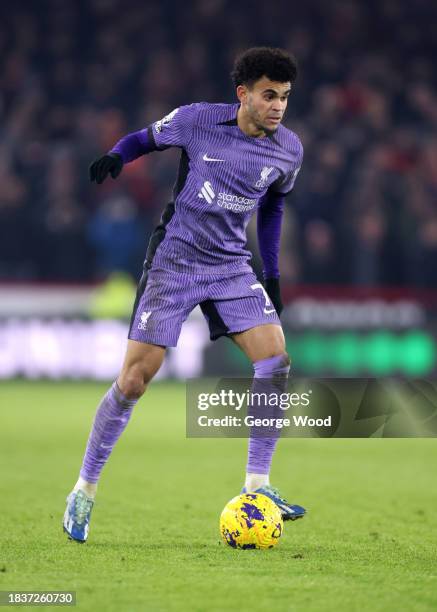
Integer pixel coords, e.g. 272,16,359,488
271,140,304,195
146,104,198,150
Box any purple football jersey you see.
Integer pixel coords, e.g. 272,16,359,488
140,102,303,275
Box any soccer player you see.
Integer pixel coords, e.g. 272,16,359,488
63,47,306,542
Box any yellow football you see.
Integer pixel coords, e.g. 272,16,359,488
220,493,283,549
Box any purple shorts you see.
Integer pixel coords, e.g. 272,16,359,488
128,265,281,347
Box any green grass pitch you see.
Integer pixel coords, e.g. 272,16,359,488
1,381,437,611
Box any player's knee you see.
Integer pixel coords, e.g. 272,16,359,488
118,363,155,400
272,352,291,371
117,373,145,400
254,352,291,375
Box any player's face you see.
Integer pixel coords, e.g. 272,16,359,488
240,77,291,133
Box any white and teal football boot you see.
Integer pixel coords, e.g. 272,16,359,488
63,490,94,542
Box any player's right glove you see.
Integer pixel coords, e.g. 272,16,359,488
264,277,283,316
89,153,123,184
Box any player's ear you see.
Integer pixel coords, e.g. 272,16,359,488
236,84,248,104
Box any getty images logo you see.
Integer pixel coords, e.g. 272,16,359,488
198,181,216,204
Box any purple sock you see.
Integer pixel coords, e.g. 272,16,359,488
80,382,138,484
246,354,290,476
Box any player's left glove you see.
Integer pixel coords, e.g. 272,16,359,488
89,153,123,184
264,277,283,316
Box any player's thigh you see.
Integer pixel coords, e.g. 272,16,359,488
231,324,287,363
119,339,166,389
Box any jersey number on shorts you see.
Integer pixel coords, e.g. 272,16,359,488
250,283,276,315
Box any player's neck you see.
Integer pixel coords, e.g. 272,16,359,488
237,106,267,138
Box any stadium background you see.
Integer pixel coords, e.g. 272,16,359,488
1,0,436,379
1,3,437,612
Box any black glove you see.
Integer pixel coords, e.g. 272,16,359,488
89,153,123,184
264,277,283,316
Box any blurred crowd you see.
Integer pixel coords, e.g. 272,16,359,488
0,0,436,286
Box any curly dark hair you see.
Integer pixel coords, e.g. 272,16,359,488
231,47,298,88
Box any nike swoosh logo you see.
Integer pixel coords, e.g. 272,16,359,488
203,154,225,162
264,307,276,315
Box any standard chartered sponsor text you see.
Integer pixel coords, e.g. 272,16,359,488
217,192,257,212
